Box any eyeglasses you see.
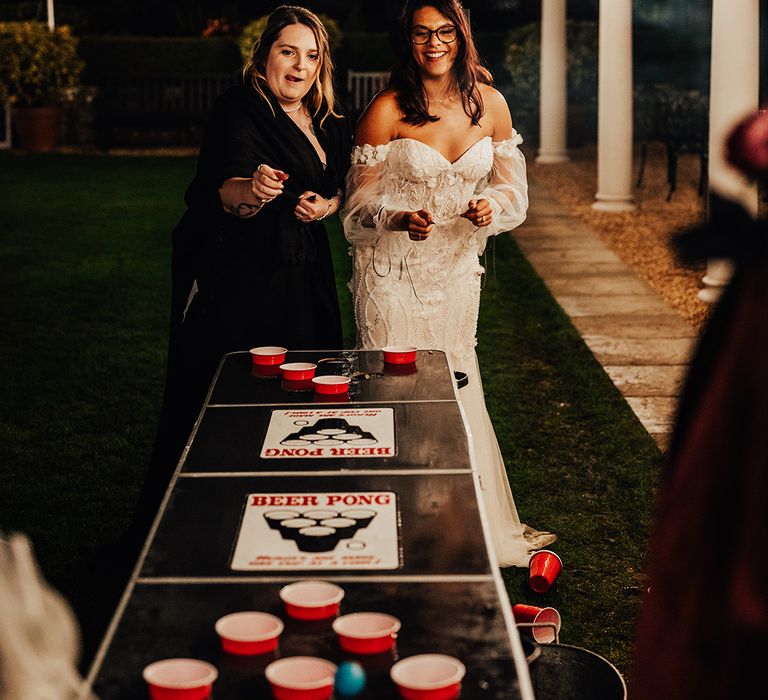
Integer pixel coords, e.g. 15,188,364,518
410,25,457,45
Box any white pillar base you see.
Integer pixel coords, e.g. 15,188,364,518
697,258,733,303
592,195,635,212
697,286,725,303
536,151,570,164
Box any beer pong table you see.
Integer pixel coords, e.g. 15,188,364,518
84,349,535,699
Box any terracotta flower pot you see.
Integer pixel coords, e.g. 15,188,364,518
12,105,61,153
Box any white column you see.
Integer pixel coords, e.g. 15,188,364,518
537,0,569,164
700,0,760,302
593,0,634,212
47,0,55,30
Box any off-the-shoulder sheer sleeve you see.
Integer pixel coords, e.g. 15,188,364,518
474,131,529,252
341,143,401,246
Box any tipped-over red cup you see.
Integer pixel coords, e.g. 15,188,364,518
142,658,217,700
528,549,563,593
512,604,561,644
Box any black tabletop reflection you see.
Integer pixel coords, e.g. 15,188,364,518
142,474,491,578
183,402,471,473
209,350,457,405
93,581,521,700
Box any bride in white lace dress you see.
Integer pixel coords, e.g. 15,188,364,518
341,0,555,567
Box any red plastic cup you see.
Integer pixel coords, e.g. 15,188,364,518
265,656,336,700
382,346,417,364
215,611,284,655
280,362,317,380
390,654,465,700
312,375,351,395
512,604,562,644
528,549,563,593
279,581,344,620
142,658,217,700
250,346,288,366
332,612,401,654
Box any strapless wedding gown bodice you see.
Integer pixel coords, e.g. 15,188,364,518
347,136,512,372
342,132,555,567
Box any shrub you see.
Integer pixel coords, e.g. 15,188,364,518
238,14,343,62
77,36,241,82
503,20,597,111
0,21,83,106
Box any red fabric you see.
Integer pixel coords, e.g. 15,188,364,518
631,258,768,699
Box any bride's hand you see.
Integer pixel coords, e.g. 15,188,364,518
461,199,492,227
402,209,434,241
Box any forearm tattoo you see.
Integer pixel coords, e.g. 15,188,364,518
229,200,265,218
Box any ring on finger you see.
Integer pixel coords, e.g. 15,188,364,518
478,215,485,223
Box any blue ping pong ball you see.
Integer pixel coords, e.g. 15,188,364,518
335,661,366,697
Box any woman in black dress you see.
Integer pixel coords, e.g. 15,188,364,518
134,5,351,534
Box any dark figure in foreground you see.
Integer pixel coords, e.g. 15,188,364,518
632,109,768,698
132,5,351,540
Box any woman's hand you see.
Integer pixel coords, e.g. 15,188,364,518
461,199,493,227
295,191,333,223
219,166,288,218
402,209,434,241
252,163,289,203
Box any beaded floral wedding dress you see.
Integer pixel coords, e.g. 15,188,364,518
341,132,556,567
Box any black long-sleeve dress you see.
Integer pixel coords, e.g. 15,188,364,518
133,83,351,534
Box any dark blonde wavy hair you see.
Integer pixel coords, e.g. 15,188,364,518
242,5,339,125
390,0,492,126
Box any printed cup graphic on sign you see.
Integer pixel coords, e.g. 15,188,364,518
268,508,377,552
261,408,396,459
231,492,400,571
281,418,378,447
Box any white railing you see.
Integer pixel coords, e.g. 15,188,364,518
346,70,390,114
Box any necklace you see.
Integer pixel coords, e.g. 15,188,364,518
429,94,459,105
282,103,302,113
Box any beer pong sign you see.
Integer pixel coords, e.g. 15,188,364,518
231,491,400,571
261,408,396,459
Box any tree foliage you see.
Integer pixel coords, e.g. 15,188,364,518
504,20,597,107
238,13,343,62
0,21,83,106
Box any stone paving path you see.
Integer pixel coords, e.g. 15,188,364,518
511,178,701,449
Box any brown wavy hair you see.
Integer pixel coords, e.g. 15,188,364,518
242,5,339,126
389,0,493,126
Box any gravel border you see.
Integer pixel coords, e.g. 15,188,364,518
527,141,711,330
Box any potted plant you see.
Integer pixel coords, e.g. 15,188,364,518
0,21,84,152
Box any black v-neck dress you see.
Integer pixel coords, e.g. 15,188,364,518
134,84,351,533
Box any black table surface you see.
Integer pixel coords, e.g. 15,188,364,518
208,350,457,405
184,402,471,473
94,581,522,699
87,349,528,699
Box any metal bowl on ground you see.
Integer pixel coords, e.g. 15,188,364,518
528,643,626,700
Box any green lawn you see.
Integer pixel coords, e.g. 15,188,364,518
0,152,661,679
